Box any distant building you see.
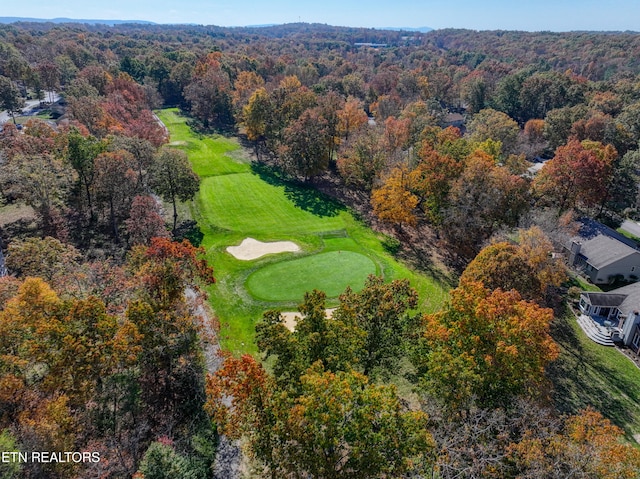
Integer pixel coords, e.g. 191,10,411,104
525,157,550,177
442,112,465,129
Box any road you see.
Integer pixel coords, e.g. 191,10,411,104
0,91,60,125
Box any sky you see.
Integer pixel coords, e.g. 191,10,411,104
3,0,640,32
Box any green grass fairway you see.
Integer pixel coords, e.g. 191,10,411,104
246,251,377,301
156,108,449,355
198,174,345,235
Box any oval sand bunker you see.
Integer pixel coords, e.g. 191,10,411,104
226,237,300,261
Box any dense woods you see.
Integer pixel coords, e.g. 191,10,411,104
1,21,640,478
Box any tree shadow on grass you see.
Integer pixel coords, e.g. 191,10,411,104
250,162,345,218
548,310,640,440
173,220,204,247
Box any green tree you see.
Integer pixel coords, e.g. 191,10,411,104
491,71,526,122
334,276,418,378
65,129,106,221
543,104,588,150
137,441,199,479
467,108,520,155
606,148,640,213
149,148,200,232
0,75,24,125
256,290,362,387
277,366,433,479
280,107,331,181
207,357,433,479
0,429,22,479
519,71,585,122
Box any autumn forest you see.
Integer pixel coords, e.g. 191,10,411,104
1,21,640,478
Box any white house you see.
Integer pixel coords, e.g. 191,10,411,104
579,282,640,352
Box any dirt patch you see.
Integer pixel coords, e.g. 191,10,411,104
226,237,299,261
280,308,336,332
168,140,187,146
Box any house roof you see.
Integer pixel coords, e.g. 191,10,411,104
572,234,640,269
582,282,640,317
577,217,638,249
582,292,628,308
607,281,640,318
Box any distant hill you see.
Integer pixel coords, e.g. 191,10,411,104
0,17,156,25
0,17,431,32
378,26,433,32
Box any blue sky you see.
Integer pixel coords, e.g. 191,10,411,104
4,0,640,31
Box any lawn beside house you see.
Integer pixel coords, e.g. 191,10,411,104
549,308,640,443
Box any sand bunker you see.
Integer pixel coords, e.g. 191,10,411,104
226,237,300,260
280,309,336,332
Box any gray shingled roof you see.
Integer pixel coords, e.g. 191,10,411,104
605,282,640,317
583,292,628,308
575,234,640,269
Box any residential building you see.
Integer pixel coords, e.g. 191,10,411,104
579,282,640,352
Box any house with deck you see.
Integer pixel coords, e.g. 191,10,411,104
578,282,640,352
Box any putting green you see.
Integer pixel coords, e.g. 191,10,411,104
246,251,377,301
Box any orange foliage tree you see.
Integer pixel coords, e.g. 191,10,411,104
509,408,640,478
533,138,616,211
460,227,566,303
419,282,559,410
371,166,419,229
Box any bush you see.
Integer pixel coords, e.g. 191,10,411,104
137,441,200,479
567,286,582,300
381,234,401,255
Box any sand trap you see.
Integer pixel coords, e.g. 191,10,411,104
226,237,300,261
280,309,336,332
169,140,187,146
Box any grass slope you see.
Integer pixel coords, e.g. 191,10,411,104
549,309,640,442
157,108,448,355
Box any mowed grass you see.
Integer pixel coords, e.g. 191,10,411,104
160,109,247,177
246,251,377,301
549,309,640,443
198,174,344,235
157,108,448,355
